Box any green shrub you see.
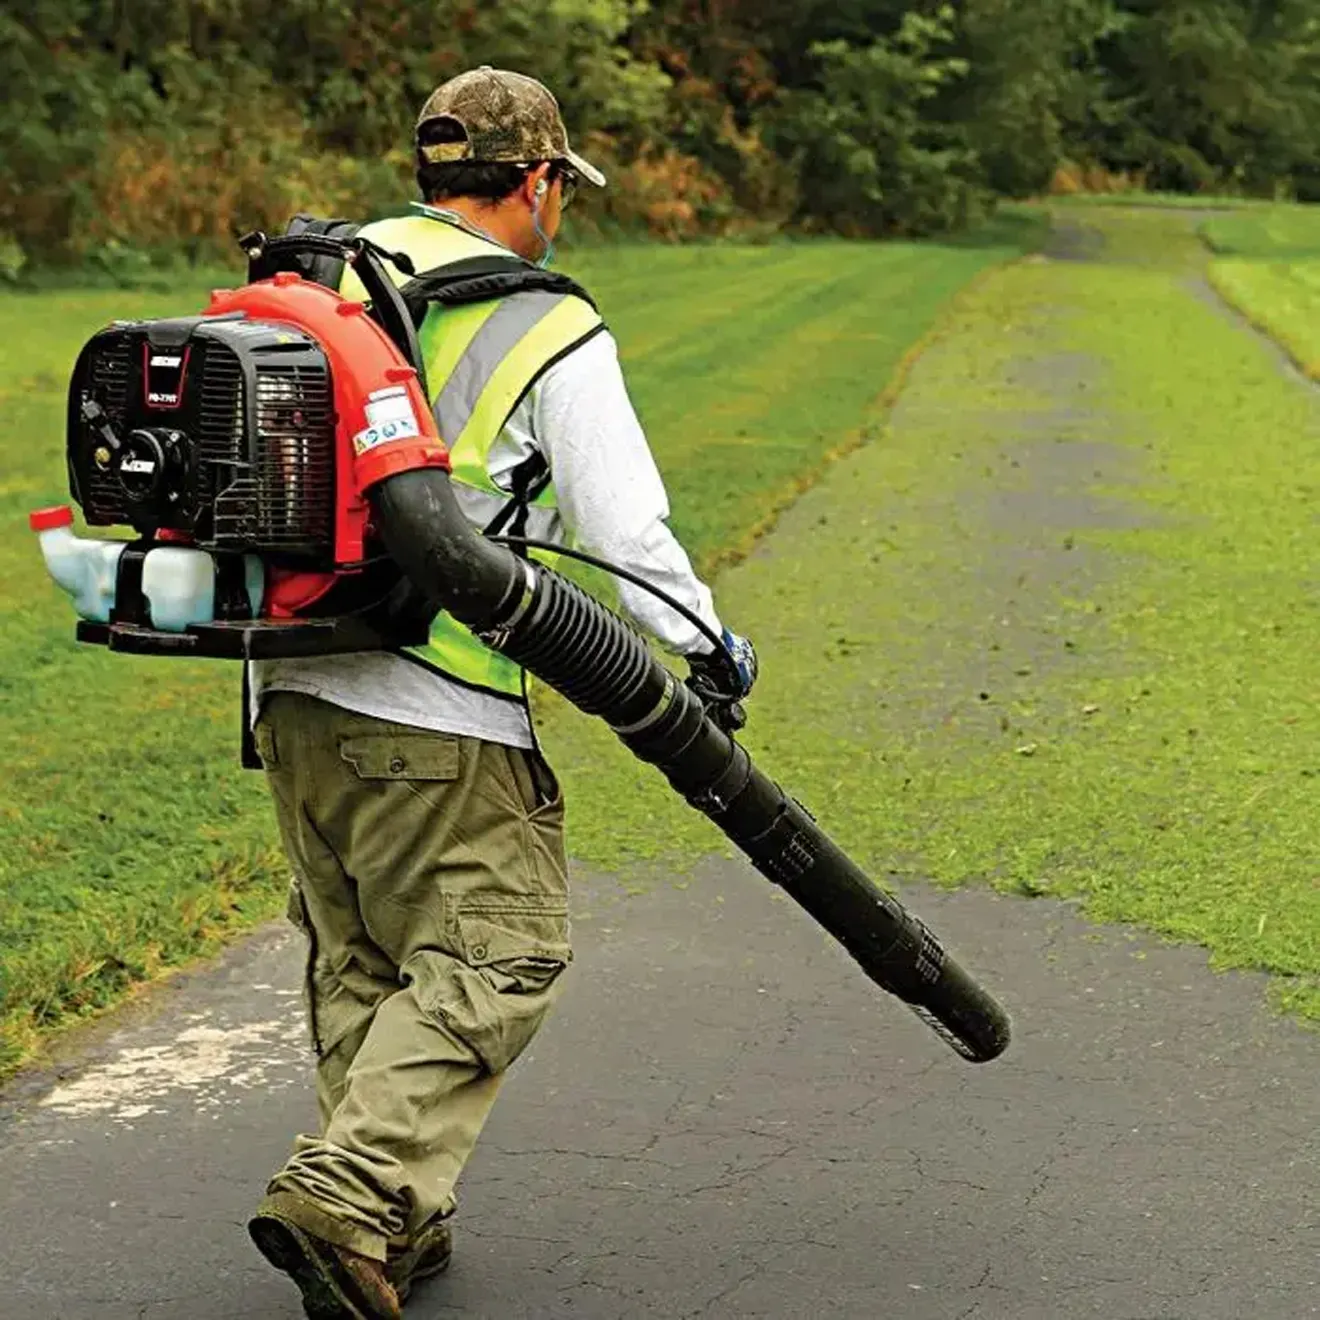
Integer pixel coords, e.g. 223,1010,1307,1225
768,10,988,236
0,233,26,284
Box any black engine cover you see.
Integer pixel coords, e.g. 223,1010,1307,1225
67,315,337,564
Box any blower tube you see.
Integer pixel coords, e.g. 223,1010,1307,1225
371,468,1011,1063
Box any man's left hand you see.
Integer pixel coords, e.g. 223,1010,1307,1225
686,628,757,733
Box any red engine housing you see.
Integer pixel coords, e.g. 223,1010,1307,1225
203,273,450,618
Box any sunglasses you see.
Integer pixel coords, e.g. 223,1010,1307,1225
551,162,580,209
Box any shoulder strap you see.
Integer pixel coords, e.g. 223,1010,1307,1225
482,451,552,549
400,257,599,327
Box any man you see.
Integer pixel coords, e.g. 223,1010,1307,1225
246,67,757,1320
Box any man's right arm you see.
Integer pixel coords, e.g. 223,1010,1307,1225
531,332,723,652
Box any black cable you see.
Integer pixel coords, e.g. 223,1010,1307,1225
487,535,738,676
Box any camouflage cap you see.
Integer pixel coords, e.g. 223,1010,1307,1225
415,66,606,188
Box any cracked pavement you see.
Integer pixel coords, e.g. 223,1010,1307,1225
0,859,1316,1319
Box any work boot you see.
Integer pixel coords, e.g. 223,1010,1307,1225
386,1218,454,1302
249,1210,402,1320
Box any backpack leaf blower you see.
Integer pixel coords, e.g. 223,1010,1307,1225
31,235,1011,1064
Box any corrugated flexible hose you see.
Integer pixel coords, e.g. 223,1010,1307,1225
372,469,1011,1063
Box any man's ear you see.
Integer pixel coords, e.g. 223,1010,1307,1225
523,162,553,206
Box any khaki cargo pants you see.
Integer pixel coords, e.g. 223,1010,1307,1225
253,691,570,1261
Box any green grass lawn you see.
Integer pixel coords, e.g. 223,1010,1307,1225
1199,203,1320,377
1199,206,1320,257
0,220,1036,1075
1048,191,1269,212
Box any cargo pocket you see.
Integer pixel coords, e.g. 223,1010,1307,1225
403,896,572,1074
339,734,460,783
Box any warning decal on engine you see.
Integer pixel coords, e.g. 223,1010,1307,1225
365,386,413,427
353,388,421,454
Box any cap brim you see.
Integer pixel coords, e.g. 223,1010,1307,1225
564,147,606,188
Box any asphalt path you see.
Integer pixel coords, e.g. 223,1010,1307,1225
0,857,1315,1320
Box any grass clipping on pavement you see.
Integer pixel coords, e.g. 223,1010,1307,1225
548,206,1320,1024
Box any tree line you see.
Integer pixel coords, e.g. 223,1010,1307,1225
3,0,1318,271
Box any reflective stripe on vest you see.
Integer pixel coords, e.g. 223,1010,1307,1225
429,293,601,498
351,214,604,700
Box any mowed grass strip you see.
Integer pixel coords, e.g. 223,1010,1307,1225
1200,203,1320,379
0,226,1033,1074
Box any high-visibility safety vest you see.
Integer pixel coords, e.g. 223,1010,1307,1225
344,213,605,700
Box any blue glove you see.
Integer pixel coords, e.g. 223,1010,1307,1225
687,628,758,729
720,627,758,698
